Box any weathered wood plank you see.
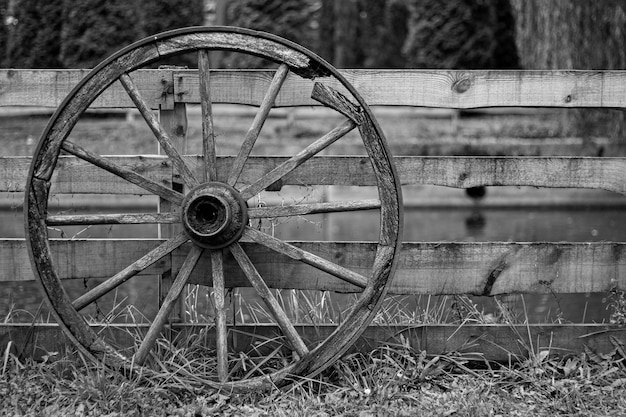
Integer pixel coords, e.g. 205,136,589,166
1,239,170,282
175,69,626,108
2,156,625,195
395,156,626,194
390,136,626,158
0,156,170,194
0,69,170,109
3,323,625,363
4,69,626,109
2,239,625,295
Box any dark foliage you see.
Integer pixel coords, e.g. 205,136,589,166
492,0,519,69
141,0,205,36
402,0,519,69
0,0,11,67
320,0,409,69
2,0,204,69
222,0,321,68
379,0,411,69
317,0,334,63
1,0,520,71
59,0,143,69
5,0,63,68
140,0,205,68
331,0,359,68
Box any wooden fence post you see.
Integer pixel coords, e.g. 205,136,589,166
158,72,188,322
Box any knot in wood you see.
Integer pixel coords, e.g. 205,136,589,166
452,77,472,94
160,81,174,96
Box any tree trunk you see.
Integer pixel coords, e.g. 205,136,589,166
511,0,626,143
333,0,359,68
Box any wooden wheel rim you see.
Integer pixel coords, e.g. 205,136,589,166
24,26,403,390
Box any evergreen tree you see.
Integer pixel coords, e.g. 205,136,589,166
223,0,320,68
331,0,360,68
5,0,63,68
59,0,143,69
358,0,409,69
141,0,205,68
402,0,510,69
317,0,334,63
0,0,10,67
141,0,205,36
492,0,519,69
319,0,409,68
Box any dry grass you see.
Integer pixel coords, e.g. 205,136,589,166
3,293,626,416
3,327,626,416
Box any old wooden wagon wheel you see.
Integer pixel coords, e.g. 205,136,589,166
25,27,403,390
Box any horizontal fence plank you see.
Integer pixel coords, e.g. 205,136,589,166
3,69,626,109
0,156,171,194
2,239,624,295
395,156,626,194
0,69,171,109
176,69,626,109
1,155,624,194
393,137,626,158
3,323,624,362
1,239,169,283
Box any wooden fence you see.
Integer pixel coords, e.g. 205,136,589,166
1,68,626,361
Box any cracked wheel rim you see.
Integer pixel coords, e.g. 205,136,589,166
25,26,403,391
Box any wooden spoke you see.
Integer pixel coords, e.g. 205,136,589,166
47,212,179,226
119,73,199,188
240,119,357,200
227,64,290,187
198,50,217,182
62,141,184,205
72,232,188,311
210,250,228,382
229,242,309,357
243,227,368,288
134,244,204,366
311,82,363,124
248,199,381,219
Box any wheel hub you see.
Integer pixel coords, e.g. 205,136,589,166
181,182,248,249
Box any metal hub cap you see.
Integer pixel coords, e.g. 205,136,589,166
181,182,248,249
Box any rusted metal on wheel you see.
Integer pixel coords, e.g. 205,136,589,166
25,26,403,391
